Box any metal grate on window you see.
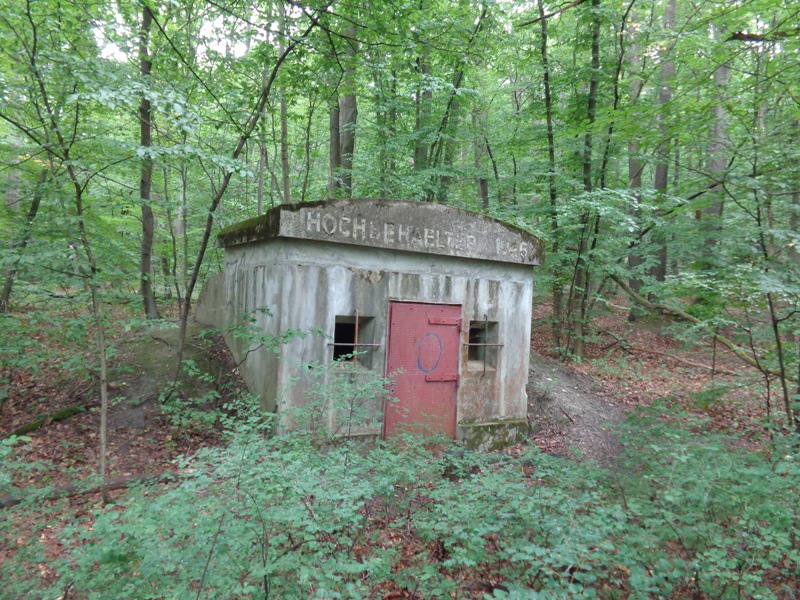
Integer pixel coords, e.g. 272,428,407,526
329,311,380,368
464,315,503,373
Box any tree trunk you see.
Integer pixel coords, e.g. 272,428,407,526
473,110,489,208
279,90,291,204
339,91,357,197
1,169,47,312
425,6,488,203
413,52,431,175
139,5,159,319
569,0,601,359
375,70,388,197
257,63,268,214
436,93,459,204
175,17,320,378
650,0,676,284
626,8,644,320
338,28,358,198
279,9,291,204
5,142,20,210
328,101,341,195
537,0,562,346
699,24,730,269
300,94,315,202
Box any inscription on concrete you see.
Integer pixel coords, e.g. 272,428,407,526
218,199,543,265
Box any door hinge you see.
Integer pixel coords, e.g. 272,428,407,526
428,317,462,331
425,373,459,384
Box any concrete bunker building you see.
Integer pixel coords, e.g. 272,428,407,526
197,198,543,449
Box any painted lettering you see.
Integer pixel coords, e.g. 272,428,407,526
383,222,395,244
352,218,367,240
339,216,351,237
300,207,535,262
322,213,337,235
306,211,321,233
397,224,410,244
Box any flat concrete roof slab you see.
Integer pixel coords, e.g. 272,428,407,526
217,199,544,266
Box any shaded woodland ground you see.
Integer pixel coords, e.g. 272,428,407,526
1,298,797,598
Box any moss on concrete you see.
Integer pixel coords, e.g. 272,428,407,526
457,418,528,452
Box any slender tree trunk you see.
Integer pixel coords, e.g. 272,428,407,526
15,10,113,499
139,5,159,319
537,0,562,346
280,91,291,203
175,17,320,376
436,92,460,204
473,110,489,208
51,130,112,503
375,68,392,197
162,166,182,303
389,72,397,177
792,185,800,429
699,24,730,269
6,141,20,210
339,27,358,198
626,9,644,320
1,168,47,312
375,71,387,196
279,9,291,204
426,6,488,203
569,0,601,359
650,0,676,284
339,93,357,197
178,163,189,302
300,94,315,202
484,135,501,202
328,101,341,195
257,63,268,214
75,184,112,503
510,77,522,204
413,51,431,175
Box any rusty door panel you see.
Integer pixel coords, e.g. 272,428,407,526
384,302,460,439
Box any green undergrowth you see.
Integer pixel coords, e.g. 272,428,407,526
1,403,798,599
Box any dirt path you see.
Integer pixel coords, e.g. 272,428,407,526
527,353,626,467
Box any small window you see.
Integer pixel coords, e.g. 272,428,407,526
466,319,500,371
333,321,357,360
331,315,377,368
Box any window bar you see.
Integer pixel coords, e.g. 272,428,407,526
328,310,380,364
483,315,488,374
463,314,504,374
355,310,359,368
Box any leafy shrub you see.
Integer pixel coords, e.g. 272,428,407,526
3,400,797,598
615,402,800,599
278,358,397,446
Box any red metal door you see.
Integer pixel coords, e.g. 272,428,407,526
384,302,461,439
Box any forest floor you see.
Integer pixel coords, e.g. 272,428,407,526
0,297,773,594
526,301,767,467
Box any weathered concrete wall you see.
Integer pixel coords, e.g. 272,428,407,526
195,272,226,330
197,199,542,447
212,241,532,437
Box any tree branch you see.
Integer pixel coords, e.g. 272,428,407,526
728,29,799,42
611,274,781,377
518,0,588,27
